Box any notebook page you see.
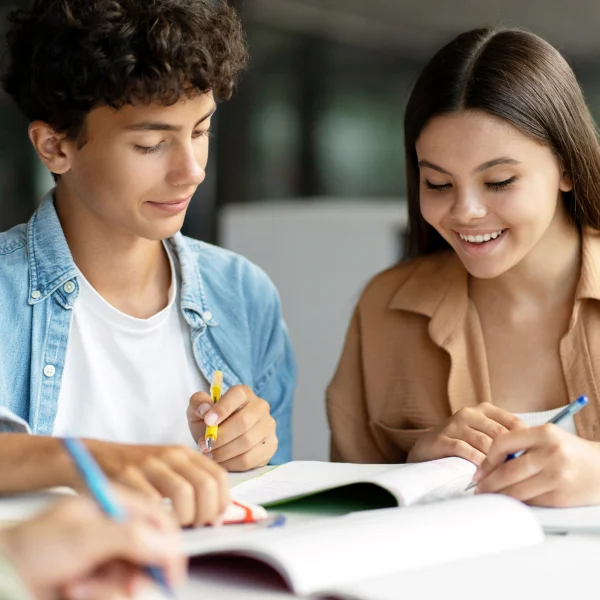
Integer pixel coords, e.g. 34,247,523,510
231,461,407,506
372,457,477,506
182,494,543,596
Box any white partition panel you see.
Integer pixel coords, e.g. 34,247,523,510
220,199,408,461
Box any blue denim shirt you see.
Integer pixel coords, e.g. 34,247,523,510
0,193,295,463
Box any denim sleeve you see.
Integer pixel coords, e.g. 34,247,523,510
252,278,296,465
0,407,31,434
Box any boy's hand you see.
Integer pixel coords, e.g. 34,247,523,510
187,385,277,471
472,425,600,507
407,403,524,466
0,490,185,600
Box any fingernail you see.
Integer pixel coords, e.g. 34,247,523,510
197,437,206,450
197,404,211,417
205,413,218,426
204,451,214,460
472,469,482,484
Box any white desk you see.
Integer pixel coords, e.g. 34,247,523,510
2,470,600,600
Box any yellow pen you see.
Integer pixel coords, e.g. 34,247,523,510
205,370,223,452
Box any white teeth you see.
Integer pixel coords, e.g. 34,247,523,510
459,229,504,243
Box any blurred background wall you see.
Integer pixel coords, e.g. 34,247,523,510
2,0,600,460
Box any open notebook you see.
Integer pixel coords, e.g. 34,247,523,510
182,494,544,597
231,457,478,510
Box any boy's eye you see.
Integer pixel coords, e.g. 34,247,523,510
486,176,517,191
193,128,213,139
425,180,452,192
134,143,162,155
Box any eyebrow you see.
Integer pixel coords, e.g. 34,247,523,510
418,157,521,176
124,105,216,132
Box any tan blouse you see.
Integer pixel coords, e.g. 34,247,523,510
327,229,600,463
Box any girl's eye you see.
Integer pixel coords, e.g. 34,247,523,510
425,180,452,192
486,176,517,191
134,143,162,155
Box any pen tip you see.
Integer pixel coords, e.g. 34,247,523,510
205,438,214,452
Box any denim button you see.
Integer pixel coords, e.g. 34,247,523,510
203,311,213,321
63,281,76,294
43,365,55,377
31,290,41,299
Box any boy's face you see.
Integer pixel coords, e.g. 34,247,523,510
56,92,215,241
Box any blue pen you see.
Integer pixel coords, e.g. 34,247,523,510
504,395,589,461
62,438,174,597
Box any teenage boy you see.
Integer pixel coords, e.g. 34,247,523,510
0,0,295,526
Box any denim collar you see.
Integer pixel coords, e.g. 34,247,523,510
27,191,213,322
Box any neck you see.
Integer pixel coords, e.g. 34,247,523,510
54,187,171,318
470,215,581,310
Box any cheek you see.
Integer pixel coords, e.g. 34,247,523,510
419,195,446,227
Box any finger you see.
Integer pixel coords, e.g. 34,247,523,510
114,469,163,505
480,471,555,505
203,385,254,427
63,562,136,600
140,458,196,526
477,403,526,431
63,515,183,586
434,435,487,466
162,453,224,526
449,410,511,442
484,426,552,471
110,485,179,538
453,426,494,456
220,435,278,472
187,392,213,424
186,452,231,515
475,451,543,495
210,399,271,450
211,417,275,464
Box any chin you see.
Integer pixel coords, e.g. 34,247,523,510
138,222,184,241
457,257,512,280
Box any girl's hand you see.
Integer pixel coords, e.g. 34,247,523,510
407,403,524,466
473,425,600,506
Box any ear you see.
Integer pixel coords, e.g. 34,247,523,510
28,121,73,175
559,170,573,193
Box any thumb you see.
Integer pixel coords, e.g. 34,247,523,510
186,391,213,423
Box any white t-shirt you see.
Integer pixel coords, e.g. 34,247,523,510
514,406,577,436
53,243,208,446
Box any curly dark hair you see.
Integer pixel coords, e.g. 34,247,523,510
1,0,248,140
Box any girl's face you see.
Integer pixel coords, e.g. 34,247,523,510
416,110,574,279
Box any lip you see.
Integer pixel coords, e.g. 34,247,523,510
453,228,508,255
146,195,192,214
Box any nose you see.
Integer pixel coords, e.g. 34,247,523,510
450,189,487,223
167,143,206,187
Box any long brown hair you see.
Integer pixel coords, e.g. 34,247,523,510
404,28,600,258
